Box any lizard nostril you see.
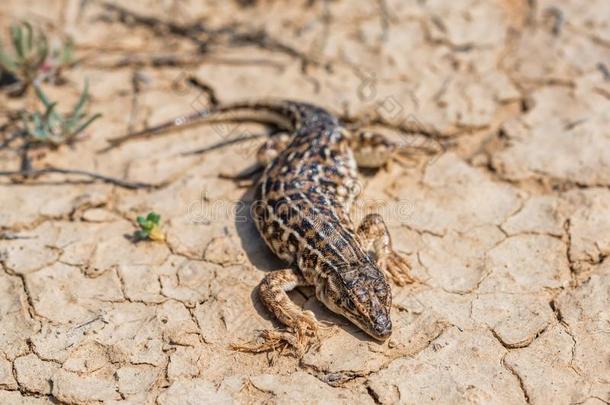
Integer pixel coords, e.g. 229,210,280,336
374,316,392,337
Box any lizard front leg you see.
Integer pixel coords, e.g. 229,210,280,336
231,268,321,357
357,213,415,286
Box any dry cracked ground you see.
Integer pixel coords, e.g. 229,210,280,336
1,0,609,404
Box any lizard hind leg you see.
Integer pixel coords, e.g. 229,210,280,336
231,268,323,357
351,130,421,169
357,213,416,286
219,133,292,186
351,131,397,169
256,133,292,166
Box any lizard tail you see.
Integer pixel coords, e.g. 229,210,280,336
105,100,306,149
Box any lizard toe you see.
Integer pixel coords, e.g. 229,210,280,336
380,252,417,286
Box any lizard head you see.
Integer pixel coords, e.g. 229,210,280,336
317,263,393,340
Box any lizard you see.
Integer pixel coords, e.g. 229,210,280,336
108,100,416,355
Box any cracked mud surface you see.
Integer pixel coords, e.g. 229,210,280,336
1,0,609,404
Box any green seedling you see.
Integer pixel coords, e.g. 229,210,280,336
135,212,165,241
0,21,76,91
47,36,75,74
21,80,102,146
0,22,48,88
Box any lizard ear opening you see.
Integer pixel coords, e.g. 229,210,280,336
316,275,349,316
315,276,330,304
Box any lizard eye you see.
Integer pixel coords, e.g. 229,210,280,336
374,283,389,300
354,288,369,303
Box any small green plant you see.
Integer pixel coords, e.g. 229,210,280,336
21,80,101,146
135,212,165,241
0,22,48,88
0,21,75,91
46,36,74,75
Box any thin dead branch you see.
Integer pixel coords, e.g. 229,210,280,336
0,167,163,189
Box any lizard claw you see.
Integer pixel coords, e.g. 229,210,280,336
230,312,324,358
379,251,417,286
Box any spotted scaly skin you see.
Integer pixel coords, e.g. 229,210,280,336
110,99,415,355
229,101,415,355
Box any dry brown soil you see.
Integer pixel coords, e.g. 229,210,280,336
0,0,609,404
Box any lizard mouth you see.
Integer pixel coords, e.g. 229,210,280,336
346,313,392,341
369,317,392,340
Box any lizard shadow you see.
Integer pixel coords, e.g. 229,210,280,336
233,184,285,272
233,186,380,344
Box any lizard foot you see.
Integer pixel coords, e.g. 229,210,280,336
379,251,416,286
231,311,324,357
